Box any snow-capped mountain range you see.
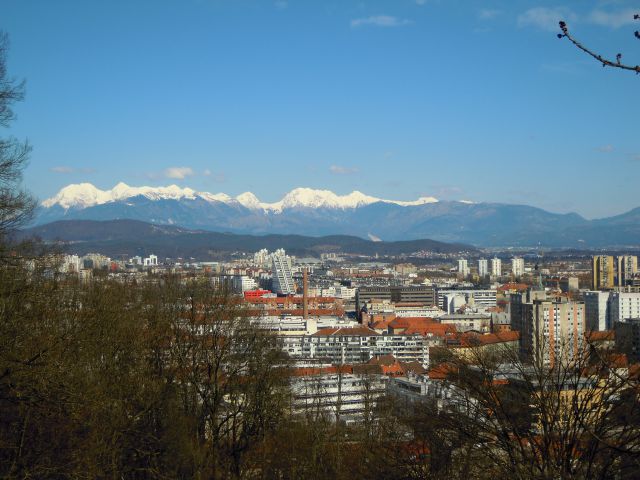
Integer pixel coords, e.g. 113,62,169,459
35,182,640,247
42,182,440,213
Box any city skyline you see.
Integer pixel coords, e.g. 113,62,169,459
1,0,639,218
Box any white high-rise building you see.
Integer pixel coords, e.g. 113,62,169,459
609,292,640,325
272,254,296,295
143,254,158,267
491,257,502,277
478,258,488,277
511,257,525,277
584,291,611,331
233,275,258,293
253,248,270,267
458,259,469,277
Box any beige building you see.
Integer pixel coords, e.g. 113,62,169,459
617,255,638,287
511,290,585,367
592,255,615,290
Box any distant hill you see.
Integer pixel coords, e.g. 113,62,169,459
20,219,476,259
35,183,640,248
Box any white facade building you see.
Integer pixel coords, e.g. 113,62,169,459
458,259,469,277
291,371,387,422
283,329,441,368
584,291,611,331
233,275,258,293
478,258,488,277
511,257,525,277
143,254,158,267
62,254,81,273
272,254,296,295
437,289,497,311
609,292,640,325
491,257,502,277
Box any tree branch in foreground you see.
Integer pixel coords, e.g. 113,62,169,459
558,18,640,74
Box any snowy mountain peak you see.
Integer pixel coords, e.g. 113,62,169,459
42,183,111,209
236,192,262,210
42,183,440,212
264,187,381,212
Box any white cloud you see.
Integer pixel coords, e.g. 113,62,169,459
351,15,412,28
164,167,195,179
596,144,615,152
203,169,212,176
329,165,358,175
588,9,638,28
50,166,95,174
478,9,501,20
275,0,287,10
50,166,75,174
517,7,576,31
415,0,426,5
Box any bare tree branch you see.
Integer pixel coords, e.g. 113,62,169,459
558,19,640,74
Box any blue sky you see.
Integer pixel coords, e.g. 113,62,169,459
1,0,639,218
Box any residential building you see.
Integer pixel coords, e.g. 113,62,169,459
511,257,525,277
143,254,158,267
491,257,502,277
559,277,579,293
439,313,492,333
437,289,497,311
232,275,258,293
283,326,441,367
458,258,469,277
478,258,488,277
584,291,611,331
511,290,585,367
592,255,615,290
355,286,436,311
290,367,388,423
608,291,640,325
617,255,638,287
272,253,296,295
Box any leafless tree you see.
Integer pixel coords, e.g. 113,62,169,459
0,32,35,242
418,336,640,479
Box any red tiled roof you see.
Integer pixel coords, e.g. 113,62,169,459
404,323,457,337
498,283,529,292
